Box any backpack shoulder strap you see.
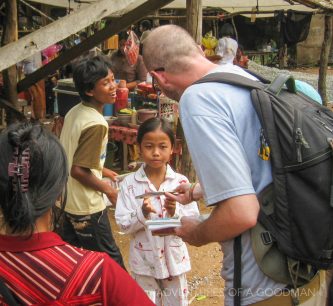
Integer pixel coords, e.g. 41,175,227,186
194,71,297,96
267,74,296,95
193,72,264,90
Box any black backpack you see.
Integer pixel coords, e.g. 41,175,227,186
194,72,333,304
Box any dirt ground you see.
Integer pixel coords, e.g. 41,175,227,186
289,66,333,75
108,201,225,305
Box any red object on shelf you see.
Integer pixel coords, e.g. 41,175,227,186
137,82,154,94
115,80,129,113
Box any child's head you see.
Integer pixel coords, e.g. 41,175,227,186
0,122,68,235
140,20,151,32
137,118,175,167
73,54,115,102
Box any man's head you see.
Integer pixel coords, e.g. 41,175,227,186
143,25,215,101
73,55,116,103
118,31,129,56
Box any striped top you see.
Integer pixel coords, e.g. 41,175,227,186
0,232,153,305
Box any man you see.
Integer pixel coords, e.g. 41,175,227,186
60,55,125,269
109,31,147,91
142,25,324,306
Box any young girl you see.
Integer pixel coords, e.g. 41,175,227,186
115,118,199,306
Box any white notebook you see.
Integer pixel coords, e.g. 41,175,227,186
145,218,181,231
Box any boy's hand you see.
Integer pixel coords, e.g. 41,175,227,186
103,167,118,182
142,198,156,219
105,188,118,206
164,198,176,217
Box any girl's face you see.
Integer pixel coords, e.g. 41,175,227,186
140,128,173,169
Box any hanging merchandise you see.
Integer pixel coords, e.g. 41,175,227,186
201,31,218,57
124,30,140,66
276,10,312,47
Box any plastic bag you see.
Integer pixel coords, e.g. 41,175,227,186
201,31,218,57
124,30,140,66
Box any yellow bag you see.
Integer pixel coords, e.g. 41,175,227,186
202,31,218,56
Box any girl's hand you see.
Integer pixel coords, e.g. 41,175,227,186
142,198,156,219
164,198,176,217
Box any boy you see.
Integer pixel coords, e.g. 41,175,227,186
60,55,125,269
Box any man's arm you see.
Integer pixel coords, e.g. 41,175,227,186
174,194,259,246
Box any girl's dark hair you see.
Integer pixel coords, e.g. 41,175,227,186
137,117,175,147
73,54,112,102
0,122,68,235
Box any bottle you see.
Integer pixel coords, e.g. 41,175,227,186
131,107,137,125
115,80,129,113
146,72,152,84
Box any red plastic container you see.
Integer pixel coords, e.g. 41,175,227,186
115,80,129,113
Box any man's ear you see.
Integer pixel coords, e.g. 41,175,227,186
150,70,168,86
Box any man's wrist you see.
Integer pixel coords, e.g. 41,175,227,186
189,182,199,201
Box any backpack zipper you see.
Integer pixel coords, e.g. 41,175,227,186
295,128,310,163
313,117,333,133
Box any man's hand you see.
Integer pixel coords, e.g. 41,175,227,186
174,216,204,247
165,183,192,204
165,182,202,205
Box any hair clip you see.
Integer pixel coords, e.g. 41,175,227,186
8,147,30,192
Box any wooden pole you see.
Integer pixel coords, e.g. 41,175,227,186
1,0,20,124
186,0,202,44
177,0,203,181
318,15,333,106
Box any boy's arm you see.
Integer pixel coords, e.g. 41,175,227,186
71,165,117,205
72,125,117,205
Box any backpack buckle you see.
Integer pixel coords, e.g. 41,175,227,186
261,231,274,245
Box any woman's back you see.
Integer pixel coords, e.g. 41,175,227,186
0,122,153,306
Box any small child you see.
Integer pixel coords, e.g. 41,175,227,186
115,118,199,306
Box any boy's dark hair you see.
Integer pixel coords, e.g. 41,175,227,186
140,20,151,31
0,121,68,235
73,55,112,102
137,117,175,147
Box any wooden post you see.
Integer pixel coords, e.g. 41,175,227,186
176,0,203,181
1,0,19,124
318,15,333,106
186,0,202,44
152,10,160,28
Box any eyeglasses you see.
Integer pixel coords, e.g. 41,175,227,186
151,67,164,94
